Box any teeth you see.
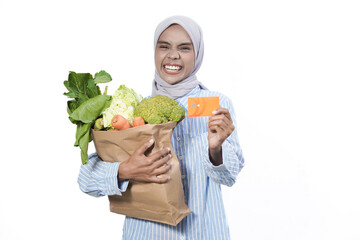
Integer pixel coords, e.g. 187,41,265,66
164,65,182,71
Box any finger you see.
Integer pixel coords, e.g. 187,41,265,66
152,162,172,175
152,154,172,169
209,112,232,125
209,121,234,137
149,147,171,161
208,118,232,134
208,116,231,127
149,175,170,184
136,139,155,155
208,124,227,136
212,108,232,122
209,113,235,132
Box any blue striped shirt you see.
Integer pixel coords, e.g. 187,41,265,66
78,85,244,240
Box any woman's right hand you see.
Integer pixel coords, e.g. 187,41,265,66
117,139,172,183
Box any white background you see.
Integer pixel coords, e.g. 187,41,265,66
1,0,359,239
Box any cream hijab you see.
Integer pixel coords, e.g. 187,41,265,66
151,16,207,99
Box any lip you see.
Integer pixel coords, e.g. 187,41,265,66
163,64,183,75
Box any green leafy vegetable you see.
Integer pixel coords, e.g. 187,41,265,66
64,70,112,164
70,94,111,123
64,72,94,107
78,123,92,164
94,70,112,84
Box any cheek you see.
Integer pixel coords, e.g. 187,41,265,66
184,54,195,71
155,52,163,70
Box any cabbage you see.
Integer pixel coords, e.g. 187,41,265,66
102,85,143,128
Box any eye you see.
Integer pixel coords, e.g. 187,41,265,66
179,46,192,51
158,45,169,49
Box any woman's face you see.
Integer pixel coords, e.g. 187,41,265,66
155,24,195,85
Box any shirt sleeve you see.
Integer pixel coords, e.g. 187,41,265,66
201,95,245,186
77,153,129,197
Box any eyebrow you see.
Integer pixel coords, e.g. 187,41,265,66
157,41,193,47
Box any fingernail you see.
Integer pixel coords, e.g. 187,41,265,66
149,139,154,144
169,154,172,159
212,110,217,114
167,147,171,153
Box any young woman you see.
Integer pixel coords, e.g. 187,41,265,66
78,15,244,240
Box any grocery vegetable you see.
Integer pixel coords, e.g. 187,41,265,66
70,94,111,123
111,114,131,130
133,95,185,124
64,70,112,164
102,85,143,128
94,118,104,130
132,116,145,127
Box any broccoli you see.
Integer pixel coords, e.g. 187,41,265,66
133,95,185,124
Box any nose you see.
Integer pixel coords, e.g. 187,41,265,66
168,49,180,59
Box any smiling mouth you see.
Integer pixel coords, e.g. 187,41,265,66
163,64,183,74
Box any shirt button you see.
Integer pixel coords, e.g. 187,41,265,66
181,175,186,179
180,235,185,240
177,137,181,142
179,155,183,160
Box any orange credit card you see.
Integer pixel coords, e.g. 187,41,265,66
188,96,220,117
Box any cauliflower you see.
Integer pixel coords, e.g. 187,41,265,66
102,85,143,128
133,95,185,124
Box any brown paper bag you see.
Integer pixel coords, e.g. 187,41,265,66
91,119,191,226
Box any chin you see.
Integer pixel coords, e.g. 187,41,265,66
164,78,183,85
160,74,183,85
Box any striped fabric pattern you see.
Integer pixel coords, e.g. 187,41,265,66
78,86,244,240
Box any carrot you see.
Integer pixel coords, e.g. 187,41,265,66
132,116,145,127
111,114,131,130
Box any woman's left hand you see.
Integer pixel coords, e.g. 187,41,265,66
207,107,235,163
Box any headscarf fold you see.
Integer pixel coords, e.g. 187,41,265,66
152,15,207,99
